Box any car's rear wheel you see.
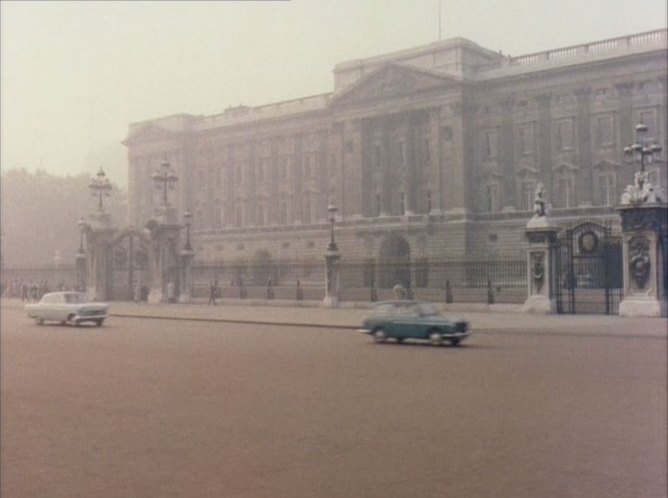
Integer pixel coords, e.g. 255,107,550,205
428,330,442,346
373,328,388,343
95,319,104,327
67,314,79,327
450,338,461,347
36,318,44,325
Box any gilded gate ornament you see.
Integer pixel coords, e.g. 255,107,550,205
628,236,651,289
530,252,545,291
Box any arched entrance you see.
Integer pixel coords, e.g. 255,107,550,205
251,249,274,286
378,234,411,289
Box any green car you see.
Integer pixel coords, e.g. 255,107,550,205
358,301,470,346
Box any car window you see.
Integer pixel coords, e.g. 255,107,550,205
64,293,87,304
415,303,438,316
373,304,395,316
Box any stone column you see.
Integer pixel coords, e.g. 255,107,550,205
145,216,182,303
179,248,195,303
523,183,560,313
323,247,341,308
617,204,668,317
84,212,116,302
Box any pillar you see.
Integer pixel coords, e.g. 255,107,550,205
523,215,560,314
617,203,668,317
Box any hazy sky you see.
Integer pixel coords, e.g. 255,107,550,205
1,0,666,186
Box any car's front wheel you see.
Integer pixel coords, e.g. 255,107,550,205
35,318,44,325
449,338,461,347
95,319,104,327
428,330,443,346
372,328,388,343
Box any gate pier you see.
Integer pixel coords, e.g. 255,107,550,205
523,217,560,314
618,203,668,317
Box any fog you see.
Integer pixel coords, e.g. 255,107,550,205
1,0,666,187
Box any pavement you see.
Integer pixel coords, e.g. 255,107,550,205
4,297,667,339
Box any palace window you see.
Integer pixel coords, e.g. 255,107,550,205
484,184,499,213
424,139,431,163
374,145,382,171
235,205,244,227
482,130,498,159
279,200,288,225
375,193,381,217
557,177,575,208
598,173,616,206
400,192,405,215
426,190,432,213
556,120,574,151
520,181,535,211
595,115,615,149
638,110,658,140
518,125,534,155
257,202,265,227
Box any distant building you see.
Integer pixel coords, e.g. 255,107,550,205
123,29,667,268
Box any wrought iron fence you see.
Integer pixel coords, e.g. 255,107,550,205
192,257,527,304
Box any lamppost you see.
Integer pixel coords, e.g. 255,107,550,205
183,209,193,252
323,204,341,307
327,204,338,251
89,167,113,212
180,210,195,303
617,122,667,317
77,217,86,256
153,159,178,208
623,123,662,194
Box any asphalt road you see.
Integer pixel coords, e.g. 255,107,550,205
2,306,666,498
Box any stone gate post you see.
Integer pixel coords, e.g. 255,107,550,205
523,181,560,314
617,203,668,317
145,214,182,304
84,211,116,301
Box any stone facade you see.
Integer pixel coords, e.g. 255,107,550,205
123,30,667,266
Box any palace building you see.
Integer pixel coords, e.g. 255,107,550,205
123,29,667,270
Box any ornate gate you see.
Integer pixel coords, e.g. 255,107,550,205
555,221,623,314
110,229,150,301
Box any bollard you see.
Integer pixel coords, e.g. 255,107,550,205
296,280,304,301
445,280,453,304
487,279,495,304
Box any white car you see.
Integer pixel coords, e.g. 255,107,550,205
25,292,108,326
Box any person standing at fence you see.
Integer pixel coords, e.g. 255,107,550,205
167,281,176,303
208,279,218,305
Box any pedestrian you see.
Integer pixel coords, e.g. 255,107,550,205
208,279,218,305
167,281,176,303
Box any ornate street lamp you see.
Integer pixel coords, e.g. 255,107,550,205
77,217,86,255
327,204,338,252
183,210,193,252
624,123,662,188
153,159,178,207
89,167,113,211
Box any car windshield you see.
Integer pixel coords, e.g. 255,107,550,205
64,293,88,304
414,303,438,316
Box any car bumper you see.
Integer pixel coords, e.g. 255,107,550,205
73,314,106,323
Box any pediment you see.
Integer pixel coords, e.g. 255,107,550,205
516,166,539,178
593,159,620,170
552,162,579,173
123,123,177,146
329,63,459,107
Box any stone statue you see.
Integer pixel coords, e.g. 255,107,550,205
621,171,663,205
533,181,546,218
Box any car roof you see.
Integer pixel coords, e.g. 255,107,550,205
374,300,425,306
